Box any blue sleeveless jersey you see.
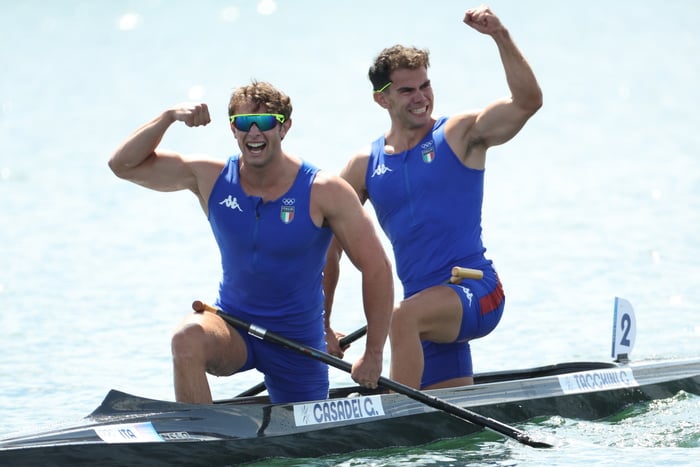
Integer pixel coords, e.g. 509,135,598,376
366,117,494,297
208,156,332,337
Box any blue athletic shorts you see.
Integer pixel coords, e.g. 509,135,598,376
420,273,504,388
235,326,329,404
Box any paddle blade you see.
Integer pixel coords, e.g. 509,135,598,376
515,433,554,449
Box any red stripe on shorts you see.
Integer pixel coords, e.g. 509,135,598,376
479,277,504,316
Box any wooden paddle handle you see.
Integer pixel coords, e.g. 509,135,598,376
192,300,216,313
449,267,484,283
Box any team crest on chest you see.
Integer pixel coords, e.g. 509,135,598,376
280,198,295,224
421,140,436,163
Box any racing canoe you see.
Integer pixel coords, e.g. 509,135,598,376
2,298,697,464
1,356,699,466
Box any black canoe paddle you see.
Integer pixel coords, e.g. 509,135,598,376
236,325,368,397
192,300,553,449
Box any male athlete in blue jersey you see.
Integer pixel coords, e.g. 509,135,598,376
109,81,393,403
324,5,542,389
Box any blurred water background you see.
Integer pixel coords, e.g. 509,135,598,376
1,1,699,465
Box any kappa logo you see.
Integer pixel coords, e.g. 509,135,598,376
280,198,295,224
371,164,393,177
459,285,474,307
219,195,243,212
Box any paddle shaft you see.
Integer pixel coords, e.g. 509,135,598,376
236,325,368,397
192,301,552,449
238,263,479,395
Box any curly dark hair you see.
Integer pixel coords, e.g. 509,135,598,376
228,81,292,120
368,45,430,92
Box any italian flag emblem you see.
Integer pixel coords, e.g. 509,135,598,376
280,205,295,224
422,149,435,163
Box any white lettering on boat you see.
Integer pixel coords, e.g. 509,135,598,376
558,367,638,394
161,431,192,440
293,395,386,427
94,421,164,443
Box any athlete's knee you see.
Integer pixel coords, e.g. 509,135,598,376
171,322,207,363
389,303,416,339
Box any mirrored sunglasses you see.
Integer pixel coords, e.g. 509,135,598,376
229,113,286,132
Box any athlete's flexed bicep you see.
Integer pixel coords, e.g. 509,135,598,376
445,98,536,169
109,103,212,193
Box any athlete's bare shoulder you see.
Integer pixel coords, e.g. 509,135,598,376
339,146,371,201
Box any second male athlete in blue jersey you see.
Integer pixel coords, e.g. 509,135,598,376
324,6,542,389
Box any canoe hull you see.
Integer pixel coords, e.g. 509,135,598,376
2,358,699,465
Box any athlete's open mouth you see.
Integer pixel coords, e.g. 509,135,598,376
247,142,266,152
409,106,428,115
